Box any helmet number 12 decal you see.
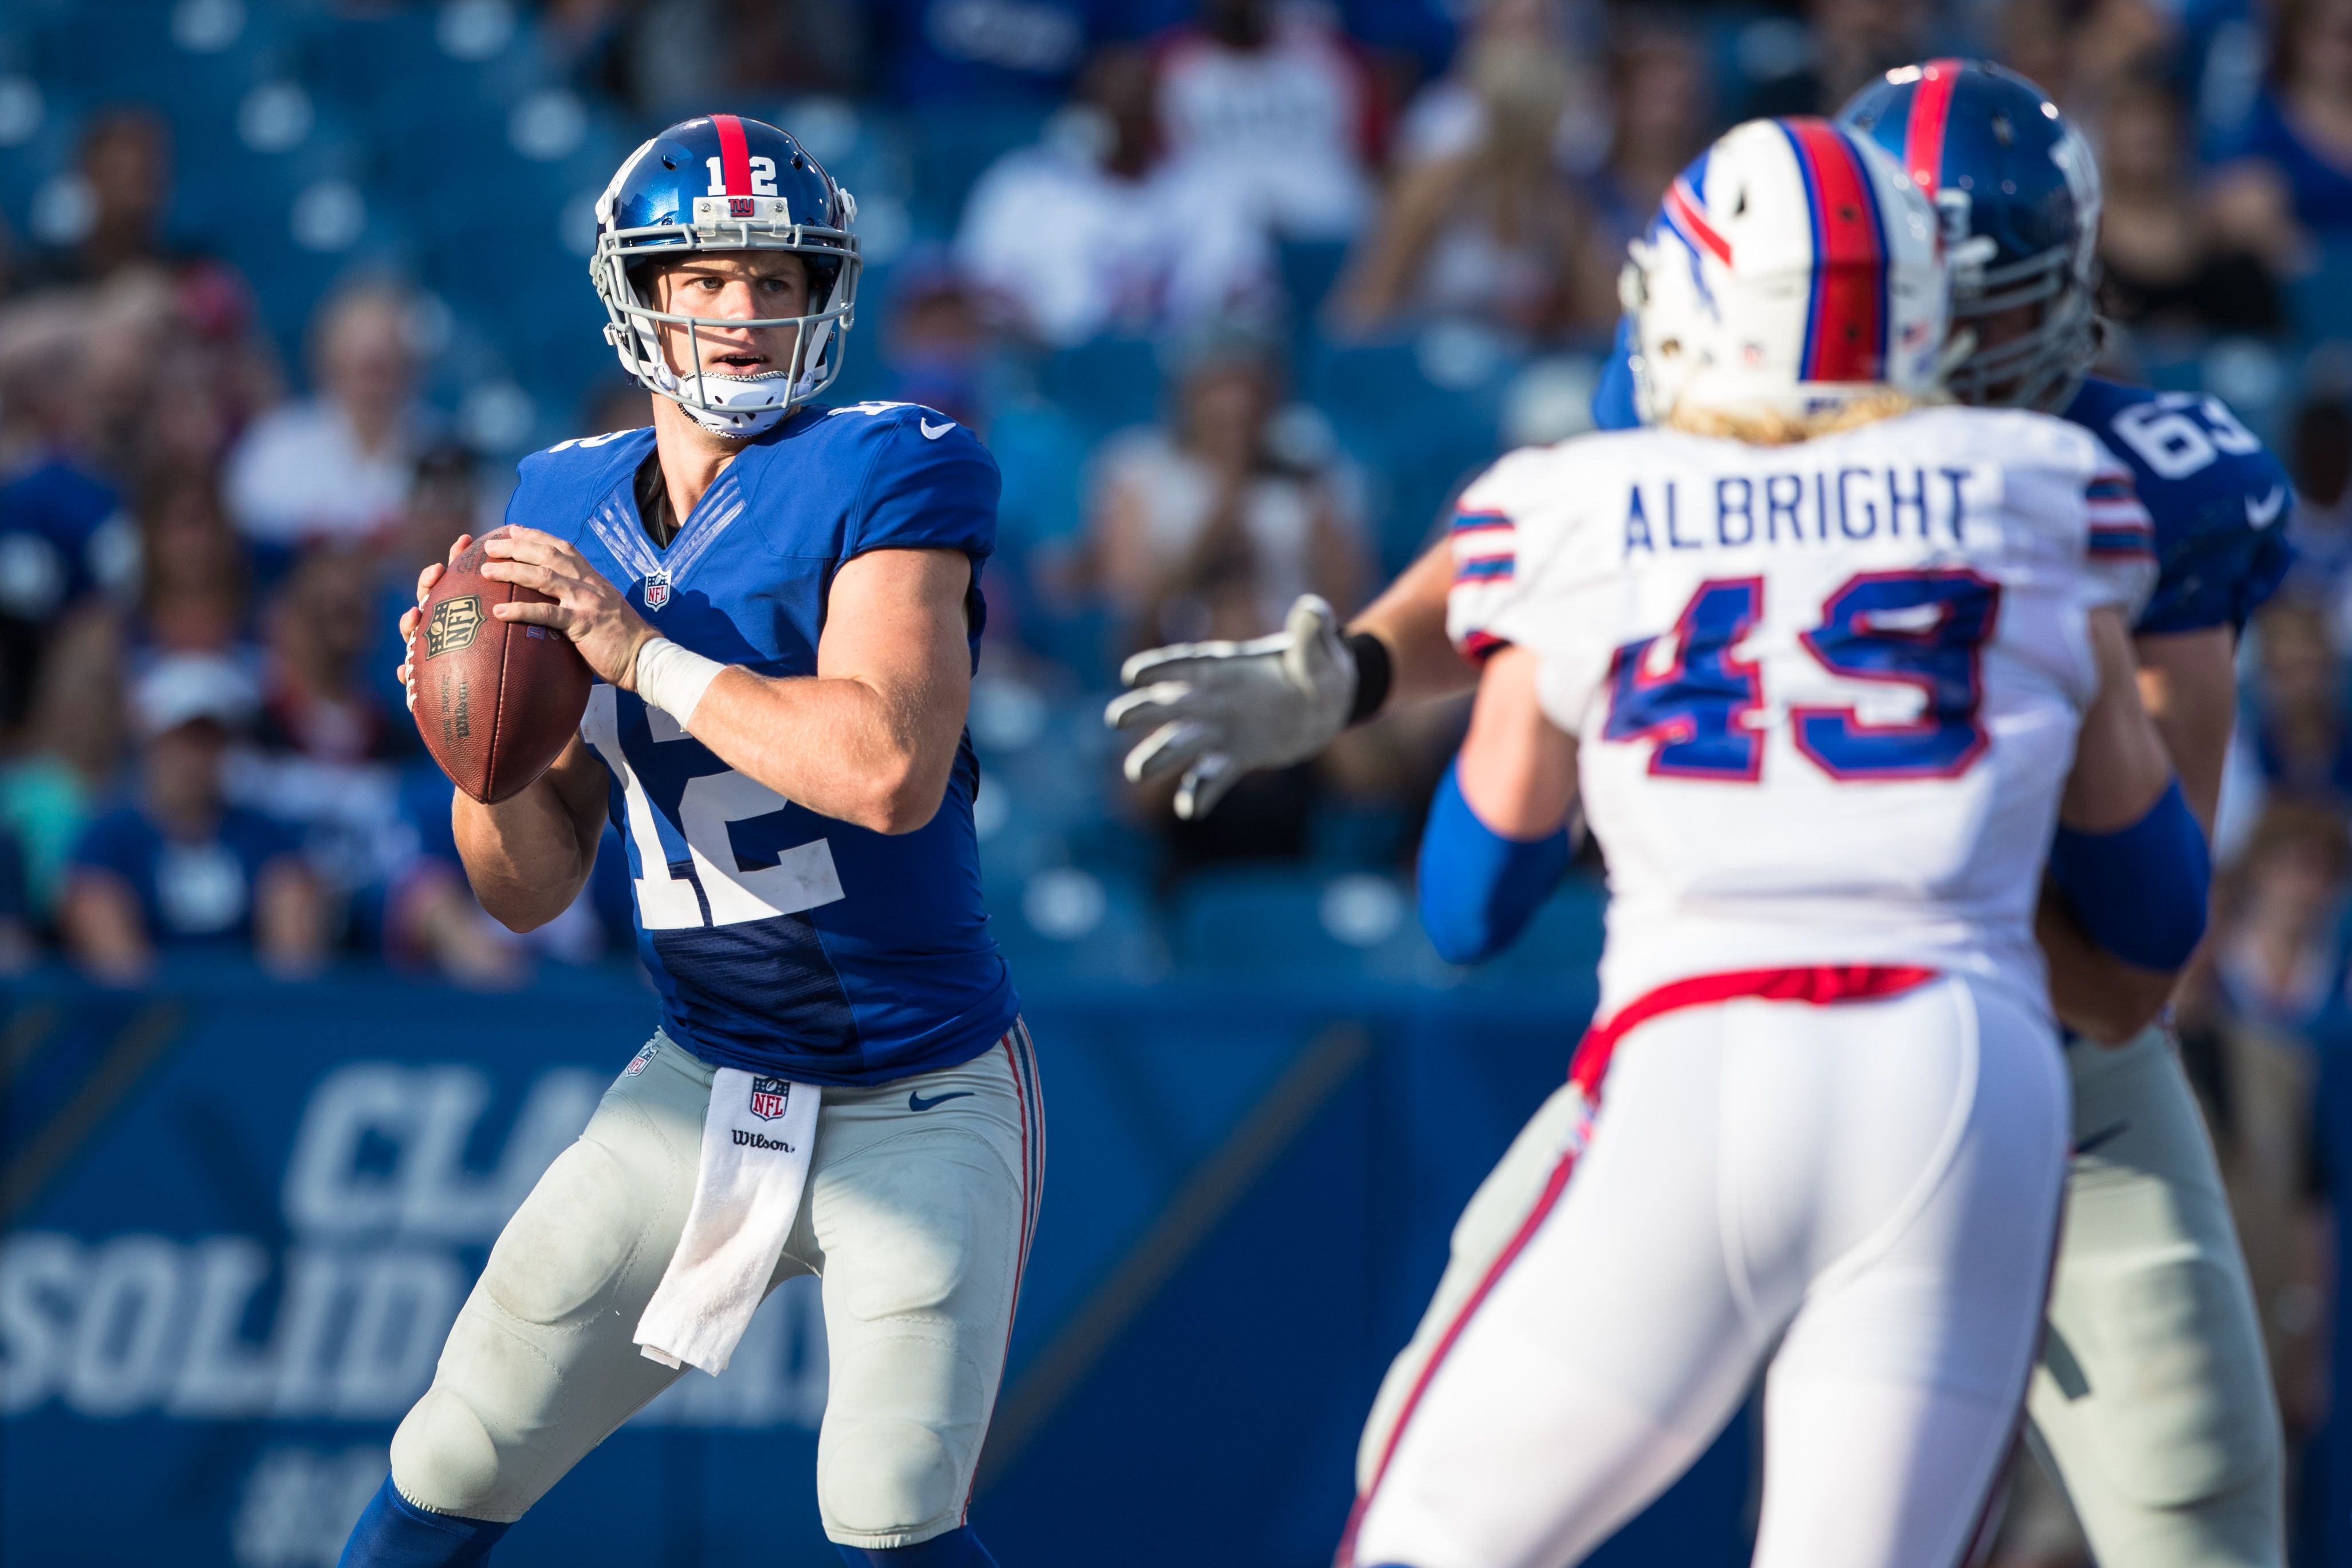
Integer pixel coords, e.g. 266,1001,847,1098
705,156,781,198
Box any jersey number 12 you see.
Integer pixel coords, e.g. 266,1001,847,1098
1605,570,2000,782
582,687,845,930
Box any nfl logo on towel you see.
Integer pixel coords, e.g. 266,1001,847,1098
643,569,671,610
748,1077,790,1120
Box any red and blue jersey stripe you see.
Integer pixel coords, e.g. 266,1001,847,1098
1451,508,1516,583
2084,467,2155,557
1779,119,1890,385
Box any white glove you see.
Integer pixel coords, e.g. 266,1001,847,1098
1105,594,1358,820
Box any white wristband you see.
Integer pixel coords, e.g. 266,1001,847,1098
635,637,726,730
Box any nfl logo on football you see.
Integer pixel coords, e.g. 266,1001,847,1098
643,569,671,610
748,1077,790,1120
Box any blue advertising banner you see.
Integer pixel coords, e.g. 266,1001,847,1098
2,960,1751,1567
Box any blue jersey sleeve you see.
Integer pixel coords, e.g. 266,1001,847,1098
846,409,1001,562
2064,380,2296,636
1591,316,1640,433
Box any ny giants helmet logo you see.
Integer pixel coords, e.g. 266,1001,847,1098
748,1077,790,1120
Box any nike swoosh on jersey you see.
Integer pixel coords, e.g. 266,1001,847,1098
908,1088,975,1112
920,418,954,440
2247,485,2288,528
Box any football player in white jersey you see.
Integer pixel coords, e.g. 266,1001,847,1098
1116,65,2287,1568
1310,118,2211,1568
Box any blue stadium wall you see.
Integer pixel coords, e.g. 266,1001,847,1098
1,962,1752,1566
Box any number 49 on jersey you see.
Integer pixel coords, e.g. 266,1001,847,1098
1606,570,2001,782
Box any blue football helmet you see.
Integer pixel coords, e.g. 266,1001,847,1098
1840,60,2101,412
591,114,860,437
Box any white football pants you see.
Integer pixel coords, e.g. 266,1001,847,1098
1346,972,2069,1568
386,1022,1043,1551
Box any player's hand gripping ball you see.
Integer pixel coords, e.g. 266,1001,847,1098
403,527,594,803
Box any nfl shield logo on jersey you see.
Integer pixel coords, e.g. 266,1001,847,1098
643,569,671,610
748,1077,790,1120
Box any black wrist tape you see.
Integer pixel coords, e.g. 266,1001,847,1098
1345,631,1394,726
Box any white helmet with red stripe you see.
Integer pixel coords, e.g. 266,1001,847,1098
591,114,860,438
1620,116,1949,426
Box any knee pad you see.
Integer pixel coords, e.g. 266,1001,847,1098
820,1413,964,1541
389,1387,510,1521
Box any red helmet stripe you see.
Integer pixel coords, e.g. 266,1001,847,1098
1900,59,1963,197
1663,177,1730,265
712,113,753,196
1785,120,1886,383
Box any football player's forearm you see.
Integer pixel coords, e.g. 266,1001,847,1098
2037,885,2173,1044
685,667,962,836
1351,539,1479,715
453,743,604,930
2131,625,2235,834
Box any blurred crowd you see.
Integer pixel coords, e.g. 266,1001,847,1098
16,0,2352,1558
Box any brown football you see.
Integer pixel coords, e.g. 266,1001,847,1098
409,527,593,803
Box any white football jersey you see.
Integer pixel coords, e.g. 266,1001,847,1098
1447,406,2157,1018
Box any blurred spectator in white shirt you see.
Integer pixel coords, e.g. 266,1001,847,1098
1088,334,1367,652
960,46,1278,344
1152,0,1382,241
1392,0,1607,172
225,282,423,549
1337,41,1612,339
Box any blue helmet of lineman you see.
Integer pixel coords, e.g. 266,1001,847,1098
1839,60,2101,412
590,113,860,438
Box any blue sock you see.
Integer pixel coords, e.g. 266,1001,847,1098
836,1527,1001,1567
339,1476,511,1568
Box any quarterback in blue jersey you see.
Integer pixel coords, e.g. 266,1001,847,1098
1113,62,2293,1568
344,117,1039,1568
